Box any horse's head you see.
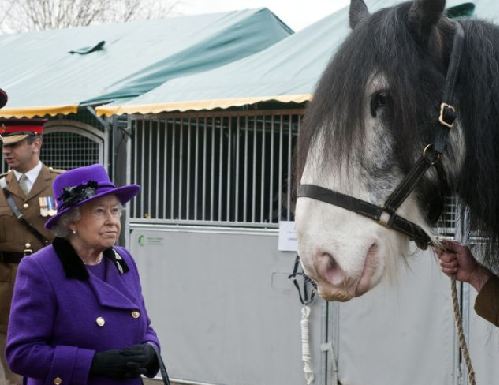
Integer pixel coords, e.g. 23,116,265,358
296,0,466,301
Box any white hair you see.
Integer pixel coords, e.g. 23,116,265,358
51,207,81,238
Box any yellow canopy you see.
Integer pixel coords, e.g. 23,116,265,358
96,94,312,117
0,106,78,119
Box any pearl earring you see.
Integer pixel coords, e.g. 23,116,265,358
72,229,77,234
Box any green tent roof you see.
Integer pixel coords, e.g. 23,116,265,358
0,9,291,118
97,0,499,116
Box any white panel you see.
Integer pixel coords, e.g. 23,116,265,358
336,251,456,385
130,225,325,385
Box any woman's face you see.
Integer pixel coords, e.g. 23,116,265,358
72,194,122,251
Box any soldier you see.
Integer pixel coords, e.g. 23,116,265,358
0,117,61,385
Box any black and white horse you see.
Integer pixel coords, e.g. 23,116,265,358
296,0,499,301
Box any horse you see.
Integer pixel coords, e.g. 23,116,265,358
295,0,499,301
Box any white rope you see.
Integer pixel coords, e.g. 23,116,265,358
301,305,315,385
451,278,476,385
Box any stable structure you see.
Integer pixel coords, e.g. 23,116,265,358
2,2,499,385
0,8,291,175
98,2,499,385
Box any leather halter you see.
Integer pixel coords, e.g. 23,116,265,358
298,21,465,250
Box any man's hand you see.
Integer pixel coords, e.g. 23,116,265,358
436,240,492,291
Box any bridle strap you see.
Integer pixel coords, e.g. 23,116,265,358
384,21,464,213
288,255,317,305
297,185,432,249
297,22,464,250
434,21,465,153
383,150,437,213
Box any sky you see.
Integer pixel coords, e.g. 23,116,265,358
176,0,351,31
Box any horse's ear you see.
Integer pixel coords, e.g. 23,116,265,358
349,0,370,29
409,0,446,40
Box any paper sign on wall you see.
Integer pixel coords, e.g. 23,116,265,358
278,221,297,252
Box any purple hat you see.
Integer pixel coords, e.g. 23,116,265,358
45,164,140,229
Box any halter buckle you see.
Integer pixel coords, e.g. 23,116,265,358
423,144,441,165
438,103,456,128
379,211,392,227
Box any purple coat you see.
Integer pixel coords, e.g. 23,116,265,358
6,237,160,385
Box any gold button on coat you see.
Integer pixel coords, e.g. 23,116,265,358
96,317,105,327
131,311,140,319
53,377,63,385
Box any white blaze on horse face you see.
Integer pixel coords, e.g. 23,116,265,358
296,75,426,301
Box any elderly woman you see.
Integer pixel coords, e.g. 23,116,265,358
6,164,162,385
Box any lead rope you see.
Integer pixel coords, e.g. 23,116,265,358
450,278,476,385
301,306,315,385
289,256,317,384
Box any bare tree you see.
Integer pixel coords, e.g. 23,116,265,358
0,0,183,33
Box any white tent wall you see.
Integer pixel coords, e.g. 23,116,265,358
334,252,457,385
130,225,325,385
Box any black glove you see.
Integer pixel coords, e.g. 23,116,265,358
121,343,160,378
90,348,147,379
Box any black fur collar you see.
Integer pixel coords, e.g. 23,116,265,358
53,237,129,281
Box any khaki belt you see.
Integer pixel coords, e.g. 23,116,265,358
0,252,28,264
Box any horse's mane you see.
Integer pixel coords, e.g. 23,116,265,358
457,20,499,264
299,3,499,265
299,3,449,176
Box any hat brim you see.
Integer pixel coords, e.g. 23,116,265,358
45,184,140,229
1,134,29,144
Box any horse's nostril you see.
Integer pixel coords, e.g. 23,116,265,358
313,250,346,285
318,251,337,268
368,243,378,255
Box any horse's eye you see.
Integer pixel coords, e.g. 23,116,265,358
370,91,390,117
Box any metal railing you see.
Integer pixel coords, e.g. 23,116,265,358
130,111,301,227
1,122,103,173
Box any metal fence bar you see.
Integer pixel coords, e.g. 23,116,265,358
194,118,199,220
147,120,153,218
226,118,232,221
186,118,192,220
252,116,257,222
155,119,160,218
140,121,145,217
133,121,138,217
163,119,169,219
287,114,293,221
243,116,249,222
260,116,266,222
210,117,215,221
202,117,207,221
170,119,176,219
269,116,275,222
178,118,184,220
278,116,283,222
235,117,240,222
218,118,223,221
